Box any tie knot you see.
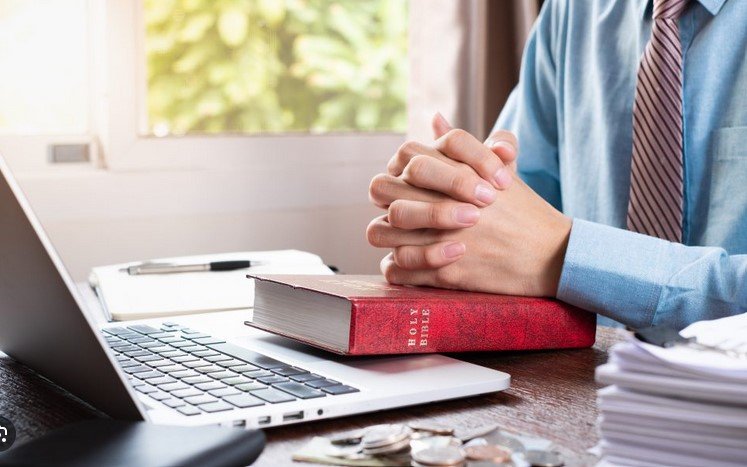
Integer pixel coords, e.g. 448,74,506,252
653,0,689,19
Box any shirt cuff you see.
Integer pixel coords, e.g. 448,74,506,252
556,219,673,328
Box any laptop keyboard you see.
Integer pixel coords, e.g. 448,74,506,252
102,322,359,416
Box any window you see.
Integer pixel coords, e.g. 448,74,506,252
143,0,408,136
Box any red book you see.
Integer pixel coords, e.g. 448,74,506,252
247,274,596,355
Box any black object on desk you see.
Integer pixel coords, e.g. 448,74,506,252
0,420,265,467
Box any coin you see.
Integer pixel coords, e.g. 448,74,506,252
464,445,511,462
328,428,365,446
408,421,456,436
361,437,411,456
455,423,500,442
361,423,412,449
483,432,525,454
411,446,466,466
525,449,564,467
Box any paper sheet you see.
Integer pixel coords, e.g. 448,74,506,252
90,250,333,321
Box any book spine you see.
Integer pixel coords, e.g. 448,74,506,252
347,298,596,355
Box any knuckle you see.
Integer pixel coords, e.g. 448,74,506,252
368,173,390,200
394,246,421,270
427,203,449,227
448,173,471,198
401,154,429,183
441,128,469,154
382,261,401,283
397,140,420,157
366,219,384,246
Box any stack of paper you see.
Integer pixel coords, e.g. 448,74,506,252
595,313,747,467
89,250,334,321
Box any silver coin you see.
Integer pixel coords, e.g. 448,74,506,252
408,421,456,436
412,435,463,455
456,424,500,442
361,436,411,455
524,449,564,467
362,423,412,448
482,432,525,454
411,446,466,466
328,428,365,446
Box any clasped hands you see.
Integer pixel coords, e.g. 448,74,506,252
367,113,572,297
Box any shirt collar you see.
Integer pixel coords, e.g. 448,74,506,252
638,0,728,20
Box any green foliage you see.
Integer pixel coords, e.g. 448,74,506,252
144,0,408,135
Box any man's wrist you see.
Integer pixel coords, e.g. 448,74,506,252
544,214,572,297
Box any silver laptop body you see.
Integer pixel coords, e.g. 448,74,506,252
0,155,510,429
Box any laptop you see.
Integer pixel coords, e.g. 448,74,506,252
0,155,510,429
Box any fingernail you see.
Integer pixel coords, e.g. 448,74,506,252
435,111,452,129
454,205,480,225
474,183,497,204
493,167,513,188
443,242,466,259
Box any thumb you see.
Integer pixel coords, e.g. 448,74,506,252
431,112,453,139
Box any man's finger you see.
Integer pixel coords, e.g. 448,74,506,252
388,199,480,230
431,112,453,139
387,140,459,177
380,253,440,287
401,155,497,206
393,241,465,270
484,129,518,175
435,128,514,189
366,215,442,247
369,173,449,209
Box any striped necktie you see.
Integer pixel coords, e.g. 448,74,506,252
627,0,688,242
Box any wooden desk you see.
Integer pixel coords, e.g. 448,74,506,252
0,327,626,466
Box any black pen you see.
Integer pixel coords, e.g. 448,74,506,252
123,260,261,276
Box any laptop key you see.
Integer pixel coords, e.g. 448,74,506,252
123,364,152,374
235,382,267,392
183,360,213,368
184,394,218,405
171,388,204,399
127,324,162,335
210,371,239,380
192,337,226,346
136,370,165,380
182,333,211,340
171,341,199,349
170,370,199,379
192,350,219,358
208,387,241,398
177,405,202,416
272,366,308,377
162,398,186,408
306,379,340,389
149,346,177,354
159,365,188,374
290,373,323,383
118,359,139,368
159,382,191,392
103,327,131,336
123,350,151,358
250,388,296,404
150,332,177,339
135,384,157,394
149,376,177,386
195,365,225,374
128,337,156,345
205,355,232,363
170,354,196,362
179,328,200,334
230,364,260,373
147,359,173,368
194,381,226,391
223,394,265,408
159,336,186,344
223,376,253,386
139,341,165,349
257,375,289,385
274,382,326,399
216,359,247,368
149,391,171,401
111,344,140,353
135,355,162,363
208,343,286,369
199,401,234,413
180,345,206,353
242,370,274,379
323,385,360,396
181,375,213,385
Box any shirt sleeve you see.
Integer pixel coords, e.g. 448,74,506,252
557,219,747,329
493,0,564,211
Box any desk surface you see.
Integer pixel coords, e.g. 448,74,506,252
0,326,625,466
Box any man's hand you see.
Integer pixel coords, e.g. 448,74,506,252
367,121,572,297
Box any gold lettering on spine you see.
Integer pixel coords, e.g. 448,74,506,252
406,308,430,348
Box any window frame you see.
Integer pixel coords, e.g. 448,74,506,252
97,0,405,172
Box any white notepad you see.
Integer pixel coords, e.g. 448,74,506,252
89,250,334,321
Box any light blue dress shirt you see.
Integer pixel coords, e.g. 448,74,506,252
495,0,747,328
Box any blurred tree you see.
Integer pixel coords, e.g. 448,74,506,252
144,0,408,135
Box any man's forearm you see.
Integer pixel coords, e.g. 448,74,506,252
557,219,747,329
